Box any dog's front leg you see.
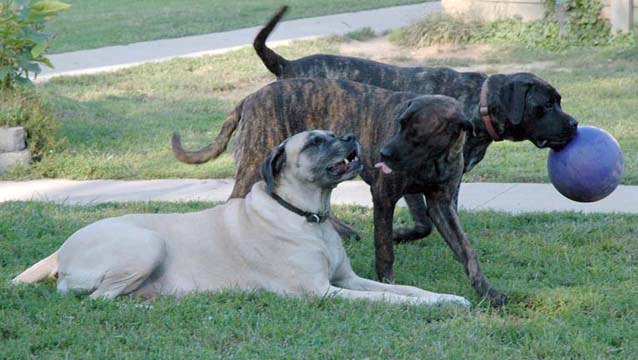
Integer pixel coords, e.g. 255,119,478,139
334,275,470,307
393,194,434,244
324,285,461,306
371,185,400,283
329,215,361,241
425,187,507,306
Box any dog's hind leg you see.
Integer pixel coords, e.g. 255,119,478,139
88,268,154,299
393,194,434,244
57,223,167,299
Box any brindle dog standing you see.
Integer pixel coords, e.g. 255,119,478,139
253,6,578,244
172,78,511,304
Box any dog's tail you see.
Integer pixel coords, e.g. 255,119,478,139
12,251,59,284
172,102,243,164
254,6,289,78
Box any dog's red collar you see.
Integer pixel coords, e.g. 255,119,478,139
479,77,502,142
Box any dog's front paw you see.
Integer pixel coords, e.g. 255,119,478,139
440,295,471,308
487,290,507,307
393,223,434,244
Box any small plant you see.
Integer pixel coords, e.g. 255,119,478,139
0,86,61,160
0,0,71,89
343,27,377,42
564,0,609,44
388,15,481,48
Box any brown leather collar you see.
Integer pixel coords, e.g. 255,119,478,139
480,77,502,142
270,191,329,223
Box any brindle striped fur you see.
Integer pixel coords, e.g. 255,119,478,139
172,78,509,304
174,78,417,198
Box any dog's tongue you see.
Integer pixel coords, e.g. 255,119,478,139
374,162,393,175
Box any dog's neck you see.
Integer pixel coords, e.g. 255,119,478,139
273,177,332,218
463,104,496,173
464,74,514,172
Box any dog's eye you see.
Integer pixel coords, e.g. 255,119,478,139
311,137,324,146
544,102,554,110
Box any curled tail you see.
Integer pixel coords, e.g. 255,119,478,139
12,251,58,284
254,6,289,77
172,102,243,164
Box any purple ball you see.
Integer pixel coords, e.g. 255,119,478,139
547,126,624,202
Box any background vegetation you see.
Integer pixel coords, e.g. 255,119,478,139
3,37,635,184
389,0,636,50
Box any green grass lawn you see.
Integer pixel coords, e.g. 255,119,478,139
3,37,637,184
45,0,425,53
2,201,637,358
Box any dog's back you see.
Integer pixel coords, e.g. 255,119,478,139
230,78,416,194
254,7,485,112
173,78,416,198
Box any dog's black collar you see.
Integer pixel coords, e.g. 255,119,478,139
270,192,329,224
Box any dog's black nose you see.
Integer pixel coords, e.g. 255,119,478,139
569,116,578,128
341,133,356,143
380,147,392,159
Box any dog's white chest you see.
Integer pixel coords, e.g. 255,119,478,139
304,223,345,278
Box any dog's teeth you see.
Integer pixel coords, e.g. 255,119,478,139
354,156,359,161
344,158,350,164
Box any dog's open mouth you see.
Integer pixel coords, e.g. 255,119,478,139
328,150,360,176
533,138,570,150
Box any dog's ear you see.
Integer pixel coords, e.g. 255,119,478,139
501,81,531,125
397,100,417,124
261,142,287,194
458,114,475,136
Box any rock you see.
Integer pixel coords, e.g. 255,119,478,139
0,126,26,152
0,150,31,174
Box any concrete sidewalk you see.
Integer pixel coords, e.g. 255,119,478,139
38,3,439,80
1,179,636,214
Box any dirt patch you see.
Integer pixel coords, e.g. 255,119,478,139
339,37,559,73
339,37,407,62
453,61,559,74
339,38,491,63
411,43,493,61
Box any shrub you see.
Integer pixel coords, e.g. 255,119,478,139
343,27,377,42
389,0,628,51
388,15,480,48
0,86,61,160
0,0,71,89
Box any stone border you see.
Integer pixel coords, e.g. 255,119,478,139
0,127,31,174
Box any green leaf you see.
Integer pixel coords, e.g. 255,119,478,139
0,66,12,79
24,28,51,43
30,0,71,15
14,76,34,87
31,41,48,58
38,57,54,69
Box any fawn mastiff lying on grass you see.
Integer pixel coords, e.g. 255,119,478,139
13,130,469,306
